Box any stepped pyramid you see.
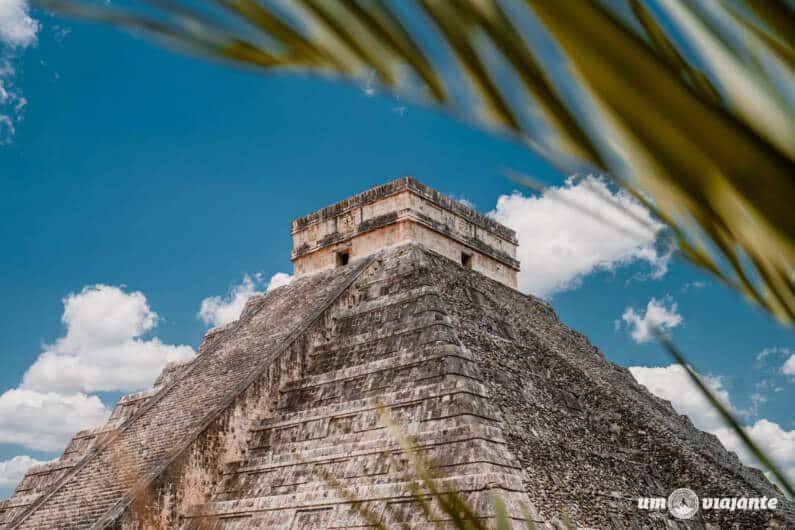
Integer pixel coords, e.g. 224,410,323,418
2,177,791,529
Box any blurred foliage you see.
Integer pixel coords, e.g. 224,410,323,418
35,0,795,325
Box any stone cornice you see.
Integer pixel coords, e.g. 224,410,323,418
291,176,517,244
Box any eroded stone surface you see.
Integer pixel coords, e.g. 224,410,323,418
3,259,371,530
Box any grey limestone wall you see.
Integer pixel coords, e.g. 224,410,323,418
182,244,542,529
424,249,793,529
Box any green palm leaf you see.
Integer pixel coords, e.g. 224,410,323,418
35,0,795,324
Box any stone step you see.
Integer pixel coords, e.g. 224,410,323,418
278,346,481,413
181,516,542,530
218,431,522,495
237,423,511,471
330,288,447,330
249,413,503,463
249,377,499,454
0,492,42,516
250,395,500,467
353,260,434,294
10,262,371,530
186,472,529,522
252,375,487,432
282,342,473,393
305,316,459,377
331,285,440,320
216,462,521,502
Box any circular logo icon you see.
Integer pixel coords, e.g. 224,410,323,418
668,488,699,520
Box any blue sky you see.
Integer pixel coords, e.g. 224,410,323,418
0,3,793,496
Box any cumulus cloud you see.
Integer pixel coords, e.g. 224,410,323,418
630,364,795,486
0,0,38,144
630,365,733,432
266,272,293,291
0,284,192,459
0,389,109,451
713,420,795,488
756,346,792,362
21,285,194,394
0,0,38,48
0,57,26,143
489,176,668,297
198,272,293,327
783,354,795,378
754,347,795,381
620,296,682,343
0,455,49,488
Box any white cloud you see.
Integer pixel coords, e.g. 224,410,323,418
0,0,38,144
21,285,195,394
756,378,784,393
783,354,795,378
713,420,795,489
0,112,14,140
748,392,767,416
620,296,682,343
630,365,733,432
0,58,25,143
489,176,668,297
756,346,792,362
198,272,293,327
0,0,39,48
266,272,293,291
630,364,795,486
0,455,49,487
198,274,259,328
450,195,475,209
0,389,109,451
681,280,706,293
0,283,192,492
754,347,795,380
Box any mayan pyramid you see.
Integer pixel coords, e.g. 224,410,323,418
1,177,792,529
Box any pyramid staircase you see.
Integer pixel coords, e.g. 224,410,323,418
181,245,542,529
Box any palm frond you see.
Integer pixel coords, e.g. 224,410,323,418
35,0,795,325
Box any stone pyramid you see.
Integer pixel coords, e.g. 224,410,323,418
2,178,791,529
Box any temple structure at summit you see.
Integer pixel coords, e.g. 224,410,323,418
1,177,791,529
290,177,520,287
